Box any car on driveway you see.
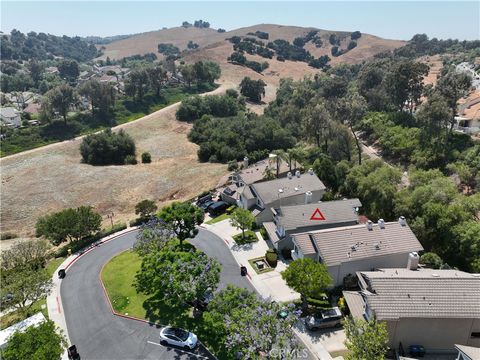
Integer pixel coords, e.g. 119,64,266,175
305,307,343,331
160,327,198,350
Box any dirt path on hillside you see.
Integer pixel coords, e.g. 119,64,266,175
0,84,233,238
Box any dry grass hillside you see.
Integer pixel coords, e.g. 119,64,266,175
101,24,406,104
1,24,406,240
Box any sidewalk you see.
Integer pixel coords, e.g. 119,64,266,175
47,226,137,359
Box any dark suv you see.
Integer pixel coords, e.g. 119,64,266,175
305,307,342,331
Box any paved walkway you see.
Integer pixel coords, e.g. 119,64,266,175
201,219,300,303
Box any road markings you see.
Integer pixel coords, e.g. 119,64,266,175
146,341,210,359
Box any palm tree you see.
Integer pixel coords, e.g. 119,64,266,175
262,166,276,180
269,150,287,178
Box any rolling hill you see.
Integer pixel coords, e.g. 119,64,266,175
99,24,406,104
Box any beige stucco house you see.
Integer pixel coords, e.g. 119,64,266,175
344,268,480,352
263,198,362,251
291,217,424,286
238,169,326,225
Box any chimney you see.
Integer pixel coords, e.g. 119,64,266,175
287,171,293,179
407,252,419,270
243,156,249,168
308,168,314,175
399,216,407,227
305,191,313,204
378,219,385,229
295,170,301,178
367,220,373,231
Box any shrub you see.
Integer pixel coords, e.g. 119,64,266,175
80,128,136,166
227,160,239,171
217,28,226,33
141,152,152,163
176,94,242,122
259,227,268,240
124,154,137,165
265,249,278,267
351,31,362,40
293,37,306,48
347,40,357,50
0,232,18,240
226,88,239,98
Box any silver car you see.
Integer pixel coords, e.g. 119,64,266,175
159,327,198,350
305,307,343,331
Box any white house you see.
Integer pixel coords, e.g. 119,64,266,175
0,107,22,127
0,312,46,349
291,217,424,286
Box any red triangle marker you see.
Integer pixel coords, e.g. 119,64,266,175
310,208,326,220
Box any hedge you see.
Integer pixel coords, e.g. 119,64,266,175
55,222,127,257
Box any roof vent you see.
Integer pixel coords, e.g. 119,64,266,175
294,187,299,192
399,216,407,227
374,243,380,250
295,170,301,178
367,220,373,231
287,172,292,179
278,188,284,194
351,245,357,251
431,273,440,277
308,168,314,175
378,219,385,229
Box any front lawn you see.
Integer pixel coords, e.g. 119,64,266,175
232,230,258,245
100,249,227,358
205,213,230,225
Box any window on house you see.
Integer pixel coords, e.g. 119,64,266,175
471,332,480,338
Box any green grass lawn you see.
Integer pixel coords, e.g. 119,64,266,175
232,230,258,245
101,249,227,358
46,257,66,277
205,213,230,225
248,257,274,275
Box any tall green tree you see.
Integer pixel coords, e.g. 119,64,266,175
58,59,80,84
281,258,332,310
304,100,331,149
135,199,158,219
343,317,389,360
0,239,50,272
78,79,115,119
0,267,52,316
125,68,149,101
2,320,67,360
158,202,204,249
230,207,255,240
146,65,167,97
43,83,75,124
240,77,266,103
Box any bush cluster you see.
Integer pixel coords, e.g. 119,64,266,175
80,128,136,165
176,94,243,122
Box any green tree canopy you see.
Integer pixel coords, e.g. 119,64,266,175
281,258,332,309
158,202,204,248
135,199,158,219
230,207,255,240
2,320,67,360
343,317,389,360
240,77,266,103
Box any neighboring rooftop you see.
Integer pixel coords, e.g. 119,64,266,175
358,268,480,320
0,107,20,118
0,312,46,348
233,159,290,185
292,220,424,264
455,344,480,360
252,171,326,205
275,198,361,231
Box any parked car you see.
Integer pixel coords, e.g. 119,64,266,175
199,200,215,211
196,194,212,207
67,345,80,360
208,201,229,216
305,307,343,331
160,327,198,350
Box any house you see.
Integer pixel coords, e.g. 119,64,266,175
0,107,21,127
239,169,326,224
23,102,41,115
343,268,480,351
221,157,290,205
263,198,362,251
291,217,424,286
455,344,480,360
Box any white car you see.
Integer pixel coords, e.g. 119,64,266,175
159,327,198,350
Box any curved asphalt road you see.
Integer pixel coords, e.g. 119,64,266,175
61,228,251,360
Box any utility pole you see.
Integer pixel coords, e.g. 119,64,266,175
106,212,114,229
